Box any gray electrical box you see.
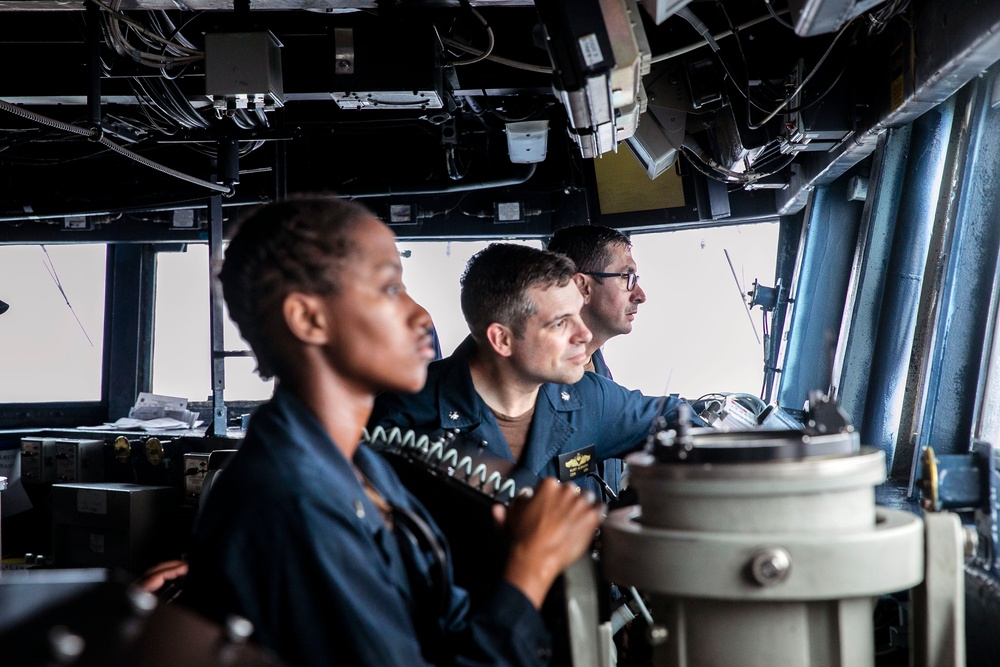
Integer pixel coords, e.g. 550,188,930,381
52,482,176,574
205,31,284,111
55,438,105,483
21,437,57,483
183,452,211,499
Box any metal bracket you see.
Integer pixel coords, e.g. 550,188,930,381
914,441,1000,576
334,27,354,75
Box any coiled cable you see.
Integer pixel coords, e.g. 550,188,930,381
363,426,522,502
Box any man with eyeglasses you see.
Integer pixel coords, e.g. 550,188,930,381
547,225,646,501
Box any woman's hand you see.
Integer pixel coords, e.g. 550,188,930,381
498,478,603,609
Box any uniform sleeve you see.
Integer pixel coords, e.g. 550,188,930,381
455,582,554,667
588,376,705,460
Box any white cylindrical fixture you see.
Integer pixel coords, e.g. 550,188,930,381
602,443,924,667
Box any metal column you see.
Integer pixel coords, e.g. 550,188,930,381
761,212,803,404
832,126,912,430
208,194,227,436
776,177,864,412
103,244,155,420
859,96,956,476
918,72,1000,461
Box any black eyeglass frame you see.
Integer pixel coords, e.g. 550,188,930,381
583,271,639,291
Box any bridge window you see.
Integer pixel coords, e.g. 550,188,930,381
608,223,779,399
152,245,274,402
0,244,107,402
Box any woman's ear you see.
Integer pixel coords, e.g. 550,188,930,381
282,292,330,345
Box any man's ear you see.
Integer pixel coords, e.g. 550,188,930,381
282,292,330,345
484,322,515,358
574,273,592,303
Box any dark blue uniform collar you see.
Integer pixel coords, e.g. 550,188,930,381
591,347,613,380
435,336,492,430
269,385,414,512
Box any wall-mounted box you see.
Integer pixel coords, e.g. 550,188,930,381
205,31,284,111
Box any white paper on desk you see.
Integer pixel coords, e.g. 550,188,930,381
77,417,147,431
77,417,201,432
138,417,193,431
0,447,33,517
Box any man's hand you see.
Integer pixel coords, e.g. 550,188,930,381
498,478,603,609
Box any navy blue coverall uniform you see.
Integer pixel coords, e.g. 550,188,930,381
185,386,551,667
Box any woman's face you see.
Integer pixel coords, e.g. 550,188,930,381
321,216,436,394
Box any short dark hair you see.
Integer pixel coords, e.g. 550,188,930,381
218,195,372,379
460,243,576,342
546,225,631,273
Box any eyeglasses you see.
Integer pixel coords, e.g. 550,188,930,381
583,272,639,291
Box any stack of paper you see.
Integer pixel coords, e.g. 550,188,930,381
128,392,199,428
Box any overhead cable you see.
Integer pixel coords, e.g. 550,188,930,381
0,98,231,194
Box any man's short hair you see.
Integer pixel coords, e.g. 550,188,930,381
547,225,632,273
218,195,372,379
460,243,576,342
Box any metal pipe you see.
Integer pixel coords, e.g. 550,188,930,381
86,1,102,130
345,164,537,199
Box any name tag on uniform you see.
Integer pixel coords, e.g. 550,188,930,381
557,445,596,482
